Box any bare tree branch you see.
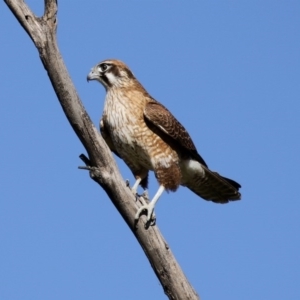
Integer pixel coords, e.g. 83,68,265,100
4,1,200,299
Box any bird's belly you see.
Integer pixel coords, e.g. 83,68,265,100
110,123,154,170
104,99,179,171
109,121,178,171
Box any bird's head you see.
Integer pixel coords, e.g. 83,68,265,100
87,59,136,90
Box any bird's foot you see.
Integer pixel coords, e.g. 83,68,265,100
126,179,139,200
126,179,140,198
134,202,156,229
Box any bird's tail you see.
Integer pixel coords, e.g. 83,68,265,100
185,164,241,204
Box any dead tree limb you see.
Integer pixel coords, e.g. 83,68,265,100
4,1,200,299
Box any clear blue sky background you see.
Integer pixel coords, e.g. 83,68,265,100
1,1,299,299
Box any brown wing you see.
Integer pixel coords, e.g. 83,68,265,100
144,101,208,167
144,101,241,200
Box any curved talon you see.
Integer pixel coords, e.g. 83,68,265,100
148,215,156,227
134,185,164,228
135,203,156,223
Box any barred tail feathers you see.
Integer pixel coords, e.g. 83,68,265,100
181,160,241,204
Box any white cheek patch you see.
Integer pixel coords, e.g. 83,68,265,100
105,72,118,85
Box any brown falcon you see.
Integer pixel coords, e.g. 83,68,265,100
87,59,241,224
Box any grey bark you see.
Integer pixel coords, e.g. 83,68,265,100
4,1,200,299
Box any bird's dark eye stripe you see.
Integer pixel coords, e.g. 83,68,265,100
101,73,111,87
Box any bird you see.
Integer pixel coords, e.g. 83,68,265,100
87,59,241,226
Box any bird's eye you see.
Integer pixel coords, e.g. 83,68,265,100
99,63,108,72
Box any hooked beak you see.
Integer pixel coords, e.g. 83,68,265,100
87,69,98,82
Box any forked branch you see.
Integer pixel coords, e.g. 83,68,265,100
4,1,200,299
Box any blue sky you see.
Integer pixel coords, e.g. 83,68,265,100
1,1,299,299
